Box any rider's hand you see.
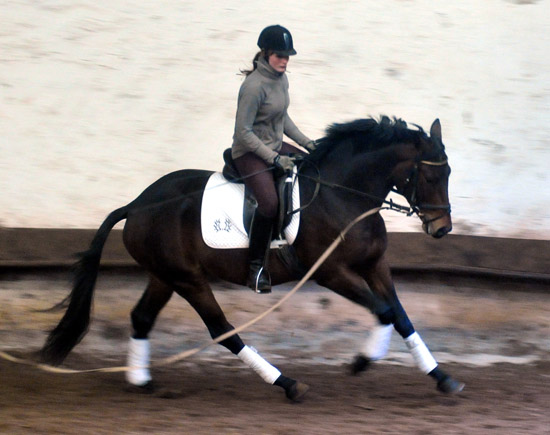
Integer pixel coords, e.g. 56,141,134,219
304,140,317,152
273,155,295,172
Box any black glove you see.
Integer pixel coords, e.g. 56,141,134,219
274,154,295,172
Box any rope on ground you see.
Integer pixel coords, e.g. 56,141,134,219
0,207,382,375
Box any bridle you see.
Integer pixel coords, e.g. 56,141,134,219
392,156,452,223
292,151,451,222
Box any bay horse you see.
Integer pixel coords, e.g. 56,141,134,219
41,116,464,401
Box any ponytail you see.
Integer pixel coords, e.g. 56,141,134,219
239,49,272,76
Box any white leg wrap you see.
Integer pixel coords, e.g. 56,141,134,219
238,346,281,384
405,332,438,374
126,338,152,386
363,323,393,360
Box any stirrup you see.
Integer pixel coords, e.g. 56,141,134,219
247,266,271,294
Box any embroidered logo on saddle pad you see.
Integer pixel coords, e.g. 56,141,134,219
201,172,300,249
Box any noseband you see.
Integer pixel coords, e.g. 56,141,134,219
395,157,452,223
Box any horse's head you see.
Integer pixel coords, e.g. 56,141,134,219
309,116,452,238
394,119,452,238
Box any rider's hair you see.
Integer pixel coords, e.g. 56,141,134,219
239,49,273,76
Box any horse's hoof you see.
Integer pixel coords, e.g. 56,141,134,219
125,381,156,394
285,381,309,402
349,354,371,375
437,377,465,394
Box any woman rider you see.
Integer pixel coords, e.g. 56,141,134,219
232,25,316,294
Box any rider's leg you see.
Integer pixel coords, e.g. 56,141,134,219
247,210,275,293
233,153,278,293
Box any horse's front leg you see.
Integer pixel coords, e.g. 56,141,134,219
314,265,399,372
359,256,464,394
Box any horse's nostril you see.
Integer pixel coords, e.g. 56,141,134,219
433,226,452,238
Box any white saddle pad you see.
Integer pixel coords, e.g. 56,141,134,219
201,171,300,249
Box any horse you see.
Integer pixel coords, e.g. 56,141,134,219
41,116,464,401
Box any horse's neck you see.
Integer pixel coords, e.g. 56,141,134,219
321,143,411,203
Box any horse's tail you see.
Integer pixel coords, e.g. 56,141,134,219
40,206,129,365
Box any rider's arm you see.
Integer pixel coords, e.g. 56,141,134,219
283,112,312,148
233,82,279,164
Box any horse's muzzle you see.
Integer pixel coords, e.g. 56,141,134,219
422,213,452,239
431,224,452,239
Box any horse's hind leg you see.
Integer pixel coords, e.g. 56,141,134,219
126,276,174,387
176,279,309,401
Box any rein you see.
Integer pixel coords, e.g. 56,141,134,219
296,172,412,215
294,155,451,218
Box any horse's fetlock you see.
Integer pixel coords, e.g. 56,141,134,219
274,374,295,390
428,366,447,383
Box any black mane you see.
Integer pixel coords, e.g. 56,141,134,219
307,116,428,162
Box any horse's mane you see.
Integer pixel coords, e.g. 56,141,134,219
307,116,428,162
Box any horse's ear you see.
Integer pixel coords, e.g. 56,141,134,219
430,119,442,143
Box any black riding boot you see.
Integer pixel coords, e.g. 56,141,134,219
247,211,274,294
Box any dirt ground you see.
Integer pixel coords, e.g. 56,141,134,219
1,272,549,434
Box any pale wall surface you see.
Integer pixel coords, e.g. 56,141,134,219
1,0,549,239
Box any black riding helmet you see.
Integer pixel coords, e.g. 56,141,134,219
257,25,297,56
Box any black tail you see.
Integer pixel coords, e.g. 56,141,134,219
40,206,128,365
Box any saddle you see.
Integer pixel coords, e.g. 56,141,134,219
222,148,295,240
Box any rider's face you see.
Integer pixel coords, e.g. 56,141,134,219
268,53,290,73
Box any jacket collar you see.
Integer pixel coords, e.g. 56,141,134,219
257,56,284,79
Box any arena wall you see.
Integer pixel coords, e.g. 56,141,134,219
1,229,548,284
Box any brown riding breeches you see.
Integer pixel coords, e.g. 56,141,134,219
233,142,304,219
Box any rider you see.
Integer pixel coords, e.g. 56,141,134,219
232,24,316,294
